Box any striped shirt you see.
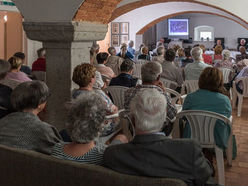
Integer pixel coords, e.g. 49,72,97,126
51,142,106,165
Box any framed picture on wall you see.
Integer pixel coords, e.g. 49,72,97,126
120,22,129,34
112,22,119,34
120,35,129,44
112,35,120,46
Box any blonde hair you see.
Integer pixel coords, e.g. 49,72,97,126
8,56,22,70
214,45,223,55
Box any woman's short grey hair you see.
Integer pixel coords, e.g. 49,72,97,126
157,46,165,56
222,49,231,60
191,47,203,61
66,92,107,143
11,81,49,111
141,62,162,83
0,59,10,79
130,88,167,133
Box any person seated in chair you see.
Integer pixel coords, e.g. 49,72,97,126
104,88,213,186
182,67,234,157
0,81,62,154
138,46,150,61
32,48,46,72
106,47,123,76
109,59,138,88
14,52,31,76
52,91,127,165
96,52,115,79
236,46,248,62
124,62,177,135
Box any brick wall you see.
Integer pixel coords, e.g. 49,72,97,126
73,0,122,24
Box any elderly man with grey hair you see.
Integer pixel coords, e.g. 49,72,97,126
104,89,213,185
0,81,62,154
52,91,127,165
152,46,165,63
124,62,177,135
184,47,210,80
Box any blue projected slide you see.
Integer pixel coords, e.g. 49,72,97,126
168,19,189,36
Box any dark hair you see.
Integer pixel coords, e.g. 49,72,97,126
120,59,134,72
184,48,191,57
165,49,176,61
11,81,50,111
72,63,96,88
199,67,227,95
96,52,109,64
14,52,25,60
0,59,10,79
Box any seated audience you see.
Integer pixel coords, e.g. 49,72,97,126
236,46,248,62
0,81,61,154
127,40,135,56
134,43,145,61
109,59,138,87
161,49,183,91
213,45,223,62
14,52,31,76
117,43,134,60
152,46,165,63
72,64,119,136
213,39,225,50
96,52,115,79
181,47,193,67
215,49,233,69
183,67,233,153
0,59,14,118
174,48,185,67
237,39,248,51
6,56,32,82
104,88,213,185
152,41,164,55
138,46,150,61
200,44,212,65
106,47,123,76
184,47,210,80
32,48,46,72
124,62,177,132
52,91,127,165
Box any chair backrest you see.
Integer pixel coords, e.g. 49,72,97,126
235,77,248,97
219,68,232,84
105,86,129,109
175,110,231,148
133,63,143,79
161,78,178,90
31,71,46,82
165,87,181,105
182,80,198,94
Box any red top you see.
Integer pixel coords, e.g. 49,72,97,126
202,54,213,65
32,58,46,72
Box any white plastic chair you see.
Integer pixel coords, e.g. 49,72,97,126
219,68,233,100
160,78,178,90
175,110,233,186
105,86,129,109
165,87,181,105
181,80,199,95
232,77,248,117
133,63,143,79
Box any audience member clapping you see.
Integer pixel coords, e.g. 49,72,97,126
104,88,213,185
0,81,62,154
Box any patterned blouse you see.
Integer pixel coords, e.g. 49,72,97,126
124,84,177,123
52,142,106,165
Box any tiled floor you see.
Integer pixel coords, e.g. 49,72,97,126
225,98,248,186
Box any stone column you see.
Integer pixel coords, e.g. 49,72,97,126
23,22,108,130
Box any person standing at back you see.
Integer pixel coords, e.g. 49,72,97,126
32,48,46,72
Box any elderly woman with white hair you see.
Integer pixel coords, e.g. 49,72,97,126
52,92,127,165
184,47,210,80
0,81,61,154
152,46,165,63
214,49,233,69
104,88,212,185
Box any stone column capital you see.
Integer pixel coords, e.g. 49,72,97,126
23,21,108,42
